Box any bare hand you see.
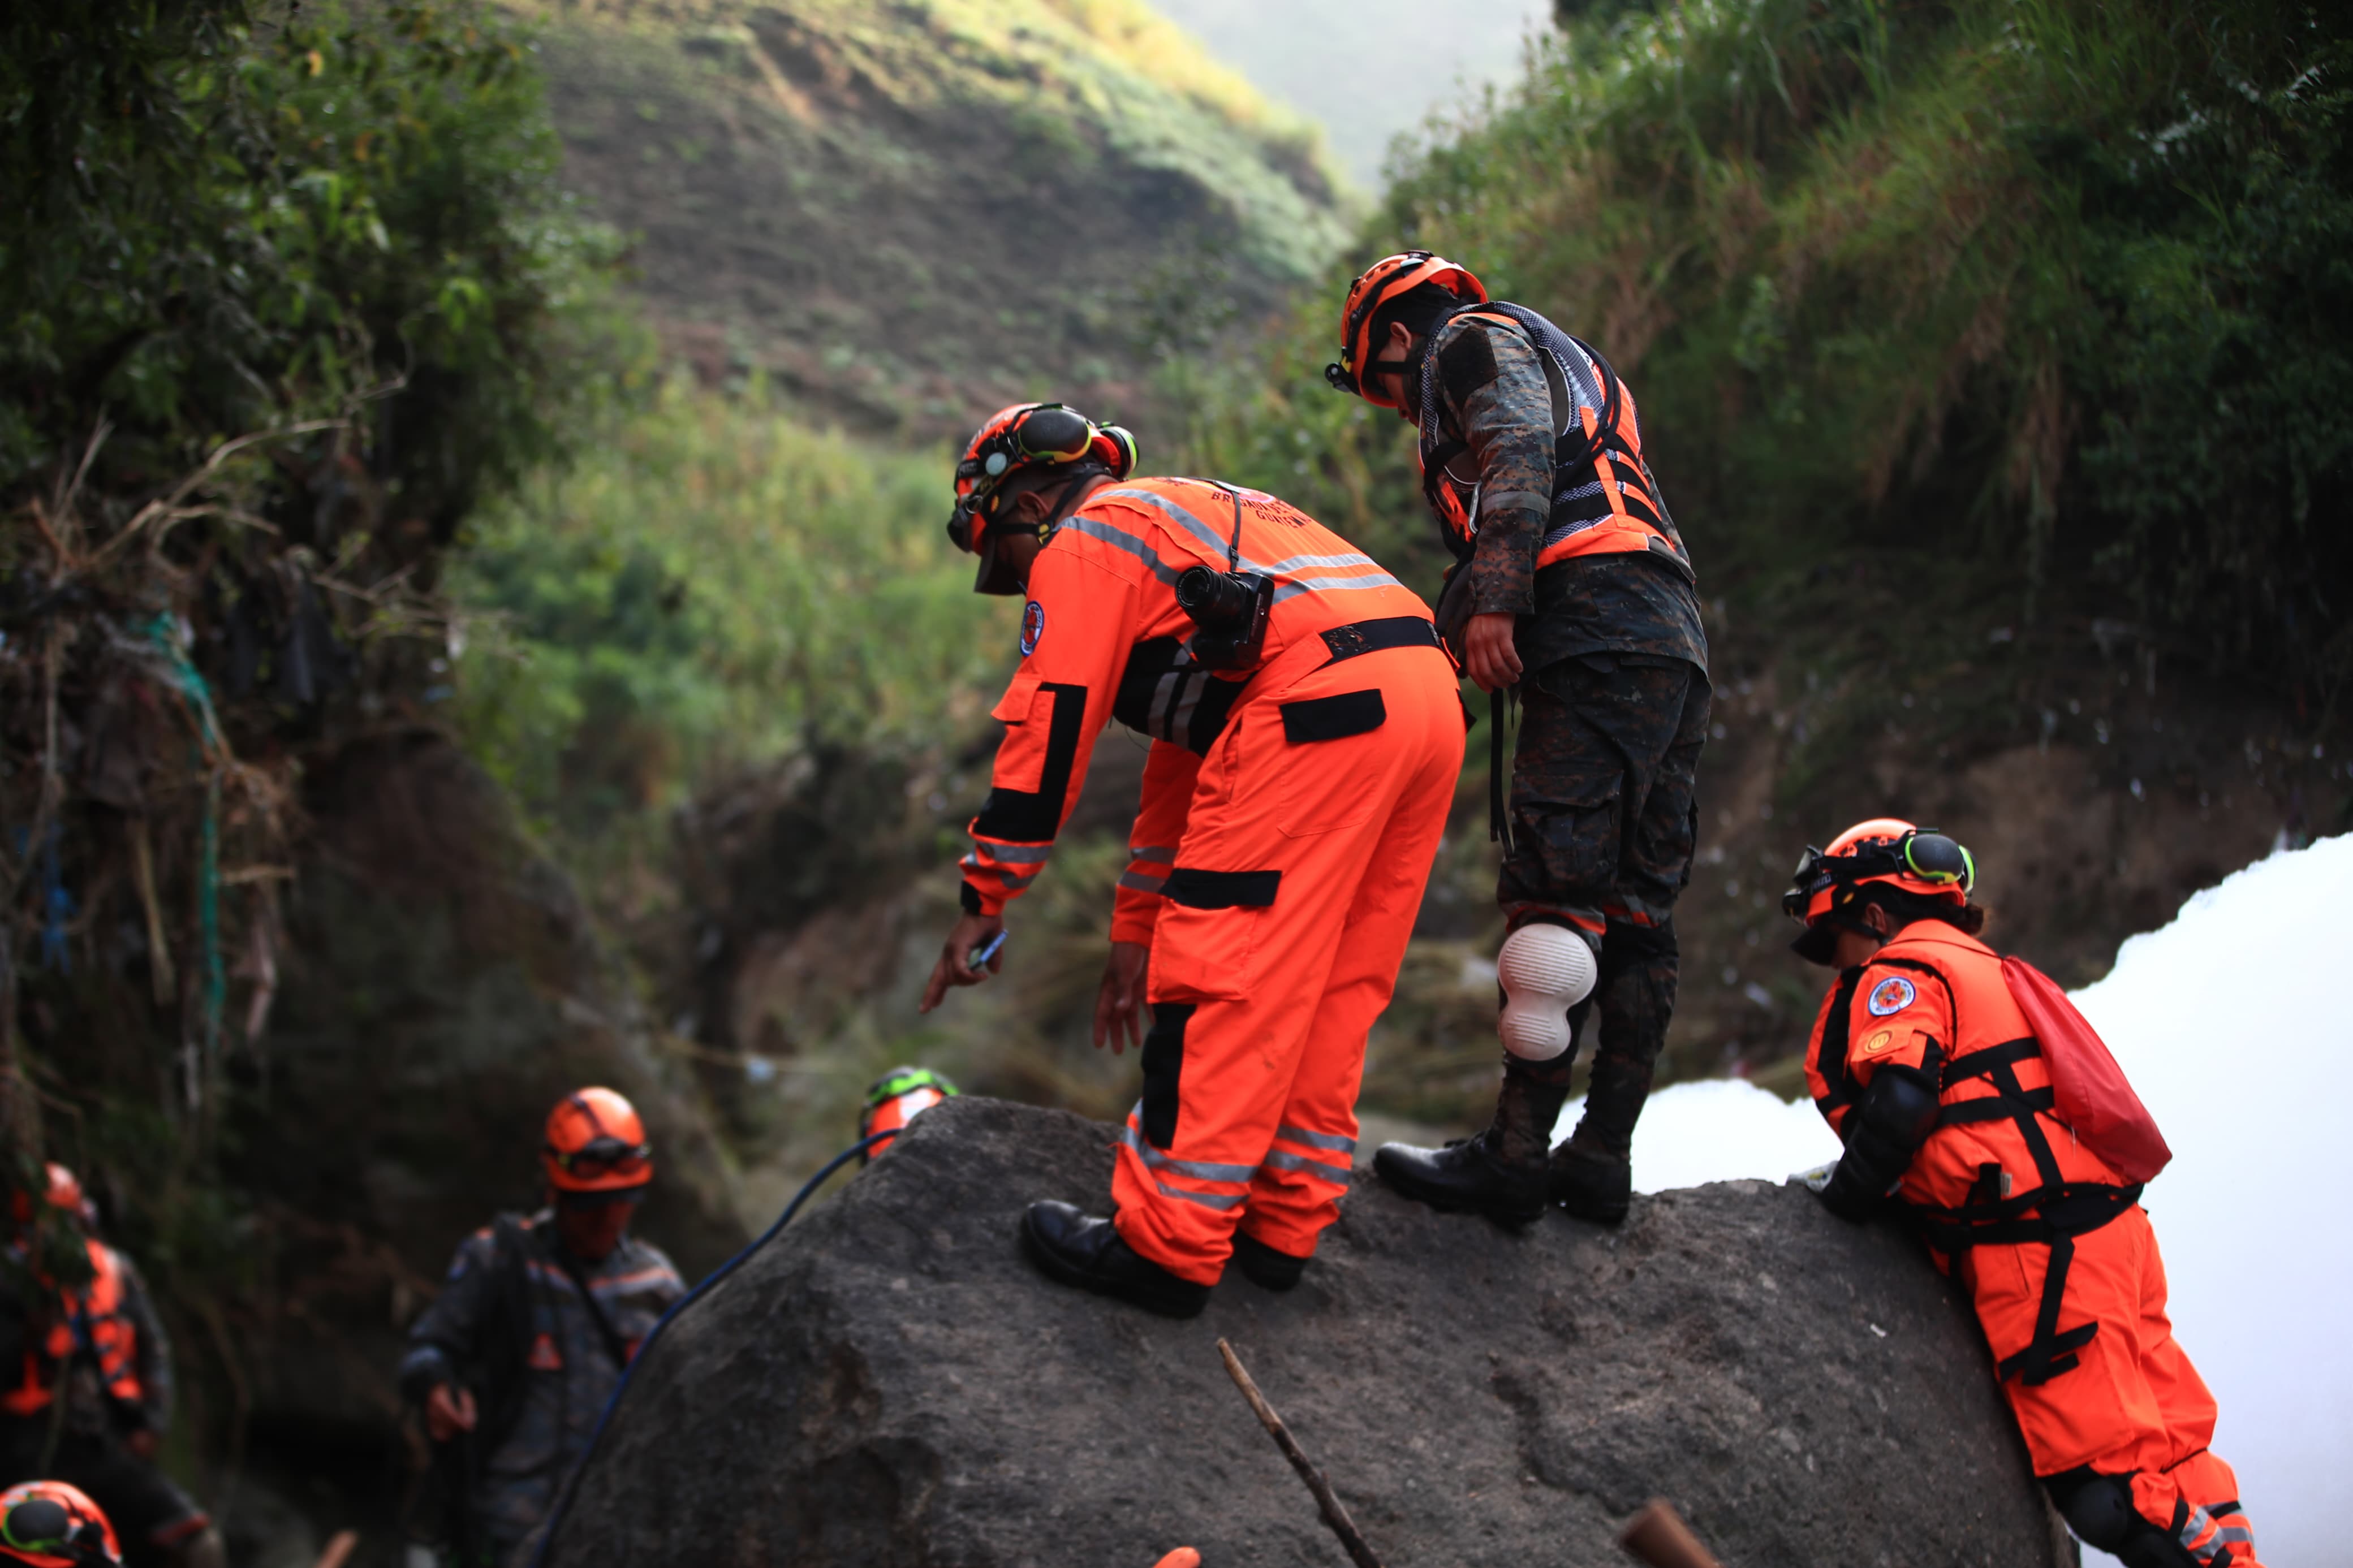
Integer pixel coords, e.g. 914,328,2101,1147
123,1428,158,1460
919,913,1005,1013
1462,612,1523,693
425,1383,477,1442
1092,941,1151,1054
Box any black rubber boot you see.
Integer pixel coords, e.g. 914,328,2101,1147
1230,1230,1309,1291
1549,1138,1633,1225
1021,1200,1210,1319
1373,1071,1570,1226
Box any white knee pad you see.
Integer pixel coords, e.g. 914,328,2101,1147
1496,923,1597,1061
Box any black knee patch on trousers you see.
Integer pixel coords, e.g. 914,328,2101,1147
1140,1003,1195,1148
2048,1469,2205,1568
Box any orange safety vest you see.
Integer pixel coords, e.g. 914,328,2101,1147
1805,922,2142,1385
2,1239,144,1417
1413,301,1694,580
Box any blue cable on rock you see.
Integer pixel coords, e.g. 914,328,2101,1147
528,1131,890,1567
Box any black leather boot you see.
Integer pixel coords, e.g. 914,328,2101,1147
1373,1072,1569,1226
1230,1230,1309,1291
1021,1201,1211,1319
1549,1138,1632,1225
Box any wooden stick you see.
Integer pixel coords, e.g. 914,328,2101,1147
1217,1338,1385,1568
1619,1498,1723,1568
309,1531,359,1568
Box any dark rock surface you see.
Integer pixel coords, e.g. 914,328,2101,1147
549,1097,2067,1568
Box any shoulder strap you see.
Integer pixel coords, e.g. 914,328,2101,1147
549,1241,633,1372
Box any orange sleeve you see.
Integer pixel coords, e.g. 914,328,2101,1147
1842,962,1953,1091
1108,740,1200,945
960,547,1139,918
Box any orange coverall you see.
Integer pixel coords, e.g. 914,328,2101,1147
962,476,1463,1284
1805,922,2260,1566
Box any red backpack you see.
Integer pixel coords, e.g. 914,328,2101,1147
1999,956,2173,1184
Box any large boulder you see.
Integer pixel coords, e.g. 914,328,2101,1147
548,1098,2068,1567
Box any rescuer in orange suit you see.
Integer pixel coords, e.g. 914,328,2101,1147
0,1169,216,1568
918,402,1463,1318
1787,819,2261,1568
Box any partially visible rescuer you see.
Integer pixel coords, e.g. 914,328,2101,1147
921,403,1462,1317
1787,819,2262,1568
402,1089,684,1566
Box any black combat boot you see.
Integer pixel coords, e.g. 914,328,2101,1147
1373,1070,1570,1226
1230,1230,1309,1291
1548,1138,1633,1225
1021,1200,1210,1319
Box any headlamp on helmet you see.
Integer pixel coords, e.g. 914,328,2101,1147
948,403,1137,595
1782,818,1976,964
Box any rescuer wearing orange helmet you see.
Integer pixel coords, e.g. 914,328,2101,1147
399,1089,685,1565
0,1480,122,1567
0,1169,216,1568
1323,252,1710,1228
920,402,1463,1316
1786,819,2262,1568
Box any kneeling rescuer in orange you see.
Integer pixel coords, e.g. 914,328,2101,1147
919,403,1463,1318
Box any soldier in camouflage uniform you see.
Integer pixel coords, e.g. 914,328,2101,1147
400,1090,683,1567
1325,252,1710,1226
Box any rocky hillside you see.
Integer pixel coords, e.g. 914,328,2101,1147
514,0,1354,429
545,1097,2068,1566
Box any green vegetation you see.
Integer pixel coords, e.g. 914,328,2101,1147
1,0,640,1473
451,382,1009,870
511,0,1354,429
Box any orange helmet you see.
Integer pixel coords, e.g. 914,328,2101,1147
1324,251,1488,411
0,1482,119,1567
948,403,1138,596
1783,817,1977,964
542,1088,653,1195
857,1066,959,1163
10,1165,90,1229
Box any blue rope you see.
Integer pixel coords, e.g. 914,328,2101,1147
527,1131,890,1567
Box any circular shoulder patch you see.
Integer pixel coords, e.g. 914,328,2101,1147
1865,975,1918,1017
1019,600,1046,658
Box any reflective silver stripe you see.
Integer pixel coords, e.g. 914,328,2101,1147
972,843,1054,865
1157,1183,1246,1210
1061,514,1186,584
1117,871,1167,895
996,871,1040,890
1128,845,1179,862
1261,1149,1350,1182
1169,672,1206,736
1262,548,1381,572
1102,489,1403,592
1277,1123,1357,1154
2180,1507,2216,1551
2217,1528,2254,1545
1122,1123,1255,1184
1282,569,1404,593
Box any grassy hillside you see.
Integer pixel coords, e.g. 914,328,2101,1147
509,0,1354,430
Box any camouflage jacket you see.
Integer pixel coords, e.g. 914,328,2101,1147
1419,310,1708,676
399,1211,684,1552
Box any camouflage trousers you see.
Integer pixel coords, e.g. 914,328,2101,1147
1495,653,1709,1159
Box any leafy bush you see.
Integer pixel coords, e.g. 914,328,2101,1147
451,381,1011,849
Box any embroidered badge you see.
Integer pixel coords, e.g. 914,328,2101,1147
1866,976,1917,1017
1861,1029,1897,1056
527,1331,563,1371
1020,600,1046,656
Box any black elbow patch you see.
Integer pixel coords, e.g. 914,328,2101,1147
1438,326,1499,401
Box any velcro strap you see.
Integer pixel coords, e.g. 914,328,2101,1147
1281,689,1386,744
1161,867,1282,909
1943,1038,2040,1083
1937,1086,2055,1125
1318,616,1440,664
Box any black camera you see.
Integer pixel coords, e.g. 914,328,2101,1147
1175,564,1274,670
